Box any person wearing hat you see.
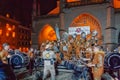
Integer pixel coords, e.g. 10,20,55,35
87,46,105,80
0,43,16,80
42,43,56,80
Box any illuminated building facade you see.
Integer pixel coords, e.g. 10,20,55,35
0,15,31,51
32,0,120,50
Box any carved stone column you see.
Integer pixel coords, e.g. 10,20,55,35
105,2,117,51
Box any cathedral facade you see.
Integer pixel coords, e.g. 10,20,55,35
32,0,120,50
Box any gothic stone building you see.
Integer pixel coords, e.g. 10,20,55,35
32,0,120,50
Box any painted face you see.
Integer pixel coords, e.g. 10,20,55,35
4,45,10,51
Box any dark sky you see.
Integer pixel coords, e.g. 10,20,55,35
0,0,57,26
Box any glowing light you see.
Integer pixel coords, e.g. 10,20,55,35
114,0,120,8
12,32,15,38
0,29,2,35
8,27,12,31
6,23,9,28
19,47,22,51
6,13,10,18
6,32,9,36
12,25,15,30
39,24,57,44
67,0,80,2
26,48,28,52
0,46,2,51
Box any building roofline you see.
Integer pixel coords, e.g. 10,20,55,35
18,25,31,30
0,15,20,24
33,14,59,20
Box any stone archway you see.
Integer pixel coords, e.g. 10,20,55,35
38,24,57,45
70,13,102,43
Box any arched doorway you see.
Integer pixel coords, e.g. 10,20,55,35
70,13,102,44
38,24,57,45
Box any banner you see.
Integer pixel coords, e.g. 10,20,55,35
68,26,90,35
55,24,60,40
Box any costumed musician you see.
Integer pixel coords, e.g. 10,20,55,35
42,43,56,80
87,45,105,80
0,43,16,80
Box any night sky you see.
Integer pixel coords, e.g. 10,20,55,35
0,0,57,26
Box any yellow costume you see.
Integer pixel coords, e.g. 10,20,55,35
92,50,105,80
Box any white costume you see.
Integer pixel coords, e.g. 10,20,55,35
42,45,56,80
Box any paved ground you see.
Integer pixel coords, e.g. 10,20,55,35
15,66,117,80
15,67,74,80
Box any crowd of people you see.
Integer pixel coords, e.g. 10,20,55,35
0,31,120,80
39,31,119,80
39,31,105,80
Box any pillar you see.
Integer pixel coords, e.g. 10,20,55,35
105,2,117,51
59,12,66,36
59,0,67,38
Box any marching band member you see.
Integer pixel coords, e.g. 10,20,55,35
75,41,81,59
0,43,16,80
59,41,64,60
53,42,61,64
62,42,69,60
90,30,98,46
67,41,72,60
87,46,105,80
27,48,34,75
42,43,56,80
0,43,11,64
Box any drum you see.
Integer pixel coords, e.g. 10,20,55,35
104,52,120,70
74,65,83,72
64,61,69,67
73,65,90,80
66,61,75,70
9,53,30,69
0,61,6,80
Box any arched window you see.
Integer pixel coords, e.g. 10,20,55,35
38,24,57,45
70,13,102,44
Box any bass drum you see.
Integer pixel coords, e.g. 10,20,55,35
9,53,30,69
104,52,120,70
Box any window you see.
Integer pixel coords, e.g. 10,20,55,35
6,32,9,37
12,32,15,38
0,29,2,35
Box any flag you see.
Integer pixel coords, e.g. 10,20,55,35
55,24,60,40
